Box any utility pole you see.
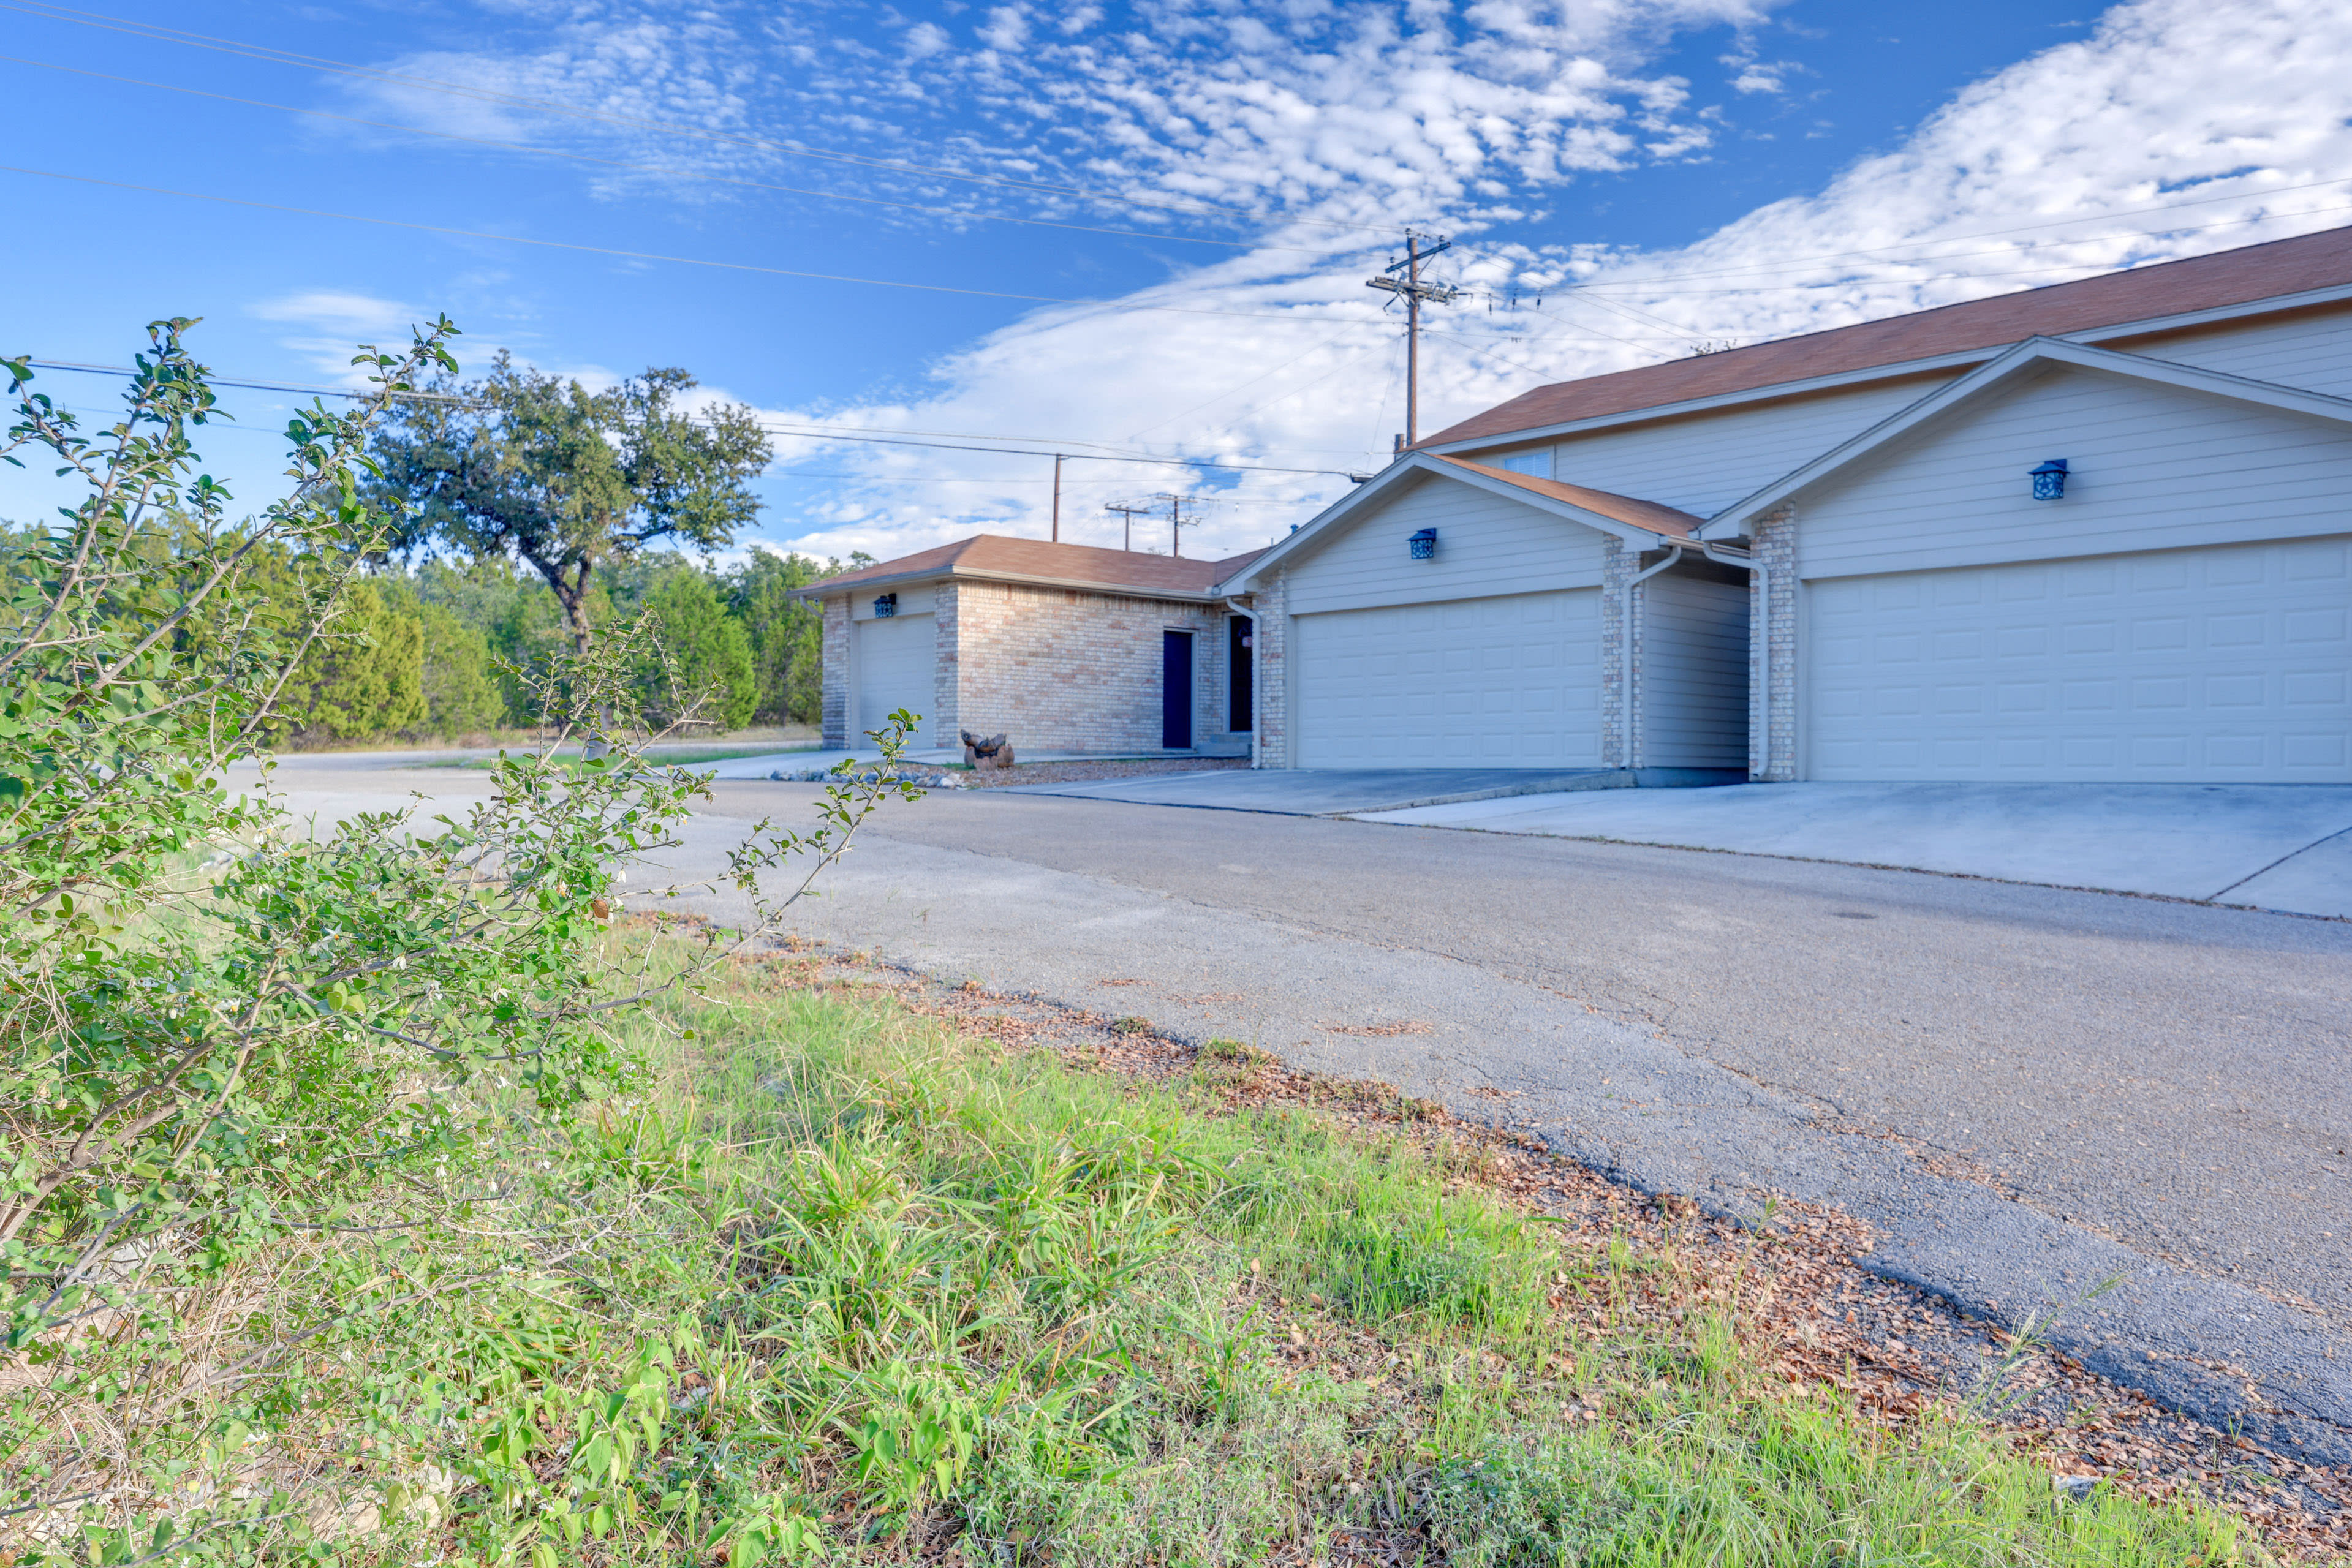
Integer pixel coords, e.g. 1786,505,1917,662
1366,230,1459,450
1153,492,1200,557
1051,454,1064,542
1105,502,1150,552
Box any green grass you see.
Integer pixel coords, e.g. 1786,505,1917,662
13,946,2258,1566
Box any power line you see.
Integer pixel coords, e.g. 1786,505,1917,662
1103,501,1151,552
4,0,1402,239
0,51,1347,260
18,356,1367,478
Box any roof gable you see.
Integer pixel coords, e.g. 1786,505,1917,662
1219,452,1695,592
1696,337,2352,537
1427,224,2352,449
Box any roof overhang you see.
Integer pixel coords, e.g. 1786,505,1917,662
1696,336,2352,539
792,564,1226,605
1422,279,2352,458
1217,451,1687,594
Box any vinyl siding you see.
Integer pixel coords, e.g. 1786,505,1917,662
849,582,936,620
1458,379,1936,518
1284,472,1608,616
1640,572,1749,769
2116,304,2352,398
1794,363,2352,580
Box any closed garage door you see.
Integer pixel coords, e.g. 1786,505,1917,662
1295,589,1601,768
855,613,934,741
1807,537,2350,781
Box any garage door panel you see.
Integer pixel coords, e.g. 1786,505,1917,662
1808,537,2351,782
1296,589,1600,769
853,613,934,741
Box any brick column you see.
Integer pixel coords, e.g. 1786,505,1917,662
1599,538,1631,769
820,596,849,748
1752,505,1798,781
930,581,960,751
1255,570,1290,768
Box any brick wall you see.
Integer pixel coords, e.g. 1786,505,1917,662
947,579,1250,756
1598,538,1631,769
819,597,850,748
929,581,962,749
1251,569,1290,768
1752,505,1798,781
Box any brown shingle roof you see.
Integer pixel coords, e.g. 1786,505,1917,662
1424,223,2352,447
795,534,1266,601
1437,458,1701,537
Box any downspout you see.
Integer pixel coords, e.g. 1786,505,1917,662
1225,597,1260,769
1619,544,1683,773
1698,540,1764,780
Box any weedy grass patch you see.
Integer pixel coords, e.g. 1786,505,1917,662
9,941,2252,1564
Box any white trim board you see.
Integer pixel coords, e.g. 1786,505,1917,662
1696,337,2352,538
1420,281,2352,458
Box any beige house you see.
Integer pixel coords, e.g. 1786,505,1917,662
796,537,1263,756
806,224,2352,783
1227,222,2352,783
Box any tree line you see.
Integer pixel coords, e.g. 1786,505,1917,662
274,547,856,745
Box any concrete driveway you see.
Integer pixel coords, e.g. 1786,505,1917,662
1361,782,2352,918
999,766,1623,815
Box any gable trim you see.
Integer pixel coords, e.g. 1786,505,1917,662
1422,281,2352,459
1695,337,2352,538
1219,452,1685,593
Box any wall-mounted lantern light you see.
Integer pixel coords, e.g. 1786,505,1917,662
1409,527,1439,560
873,592,898,617
2029,459,2070,500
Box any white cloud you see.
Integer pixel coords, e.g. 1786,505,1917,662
311,0,2352,565
742,0,2352,564
248,290,445,382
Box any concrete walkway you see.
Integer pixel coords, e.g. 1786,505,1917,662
997,766,1624,815
1360,782,2352,916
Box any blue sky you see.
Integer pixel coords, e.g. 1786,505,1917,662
6,0,2349,563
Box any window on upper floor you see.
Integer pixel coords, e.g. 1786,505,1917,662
1488,448,1552,478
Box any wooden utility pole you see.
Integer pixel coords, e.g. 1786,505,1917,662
1152,492,1200,557
1366,230,1458,449
1051,454,1064,542
1105,501,1150,551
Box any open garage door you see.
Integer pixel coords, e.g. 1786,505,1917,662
1806,537,2350,781
854,612,934,742
1293,589,1601,768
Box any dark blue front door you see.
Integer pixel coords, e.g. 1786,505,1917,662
1162,631,1193,750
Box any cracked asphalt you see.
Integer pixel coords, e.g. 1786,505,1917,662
262,756,2352,1463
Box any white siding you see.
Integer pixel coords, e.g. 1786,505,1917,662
1292,590,1602,768
1461,378,1935,518
849,582,936,621
1641,573,1749,769
1806,538,2351,783
2116,306,2352,398
1285,472,1607,616
1795,364,2352,579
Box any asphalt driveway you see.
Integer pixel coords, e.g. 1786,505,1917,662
251,752,2352,1461
689,780,2352,1461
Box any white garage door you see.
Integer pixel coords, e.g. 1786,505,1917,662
1295,589,1601,768
854,613,934,742
1808,537,2350,782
